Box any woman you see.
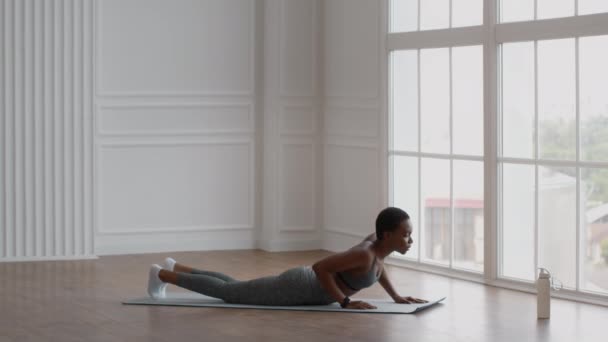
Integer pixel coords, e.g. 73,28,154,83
147,207,427,310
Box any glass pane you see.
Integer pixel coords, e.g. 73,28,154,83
579,0,608,15
502,163,535,281
421,158,450,266
502,42,535,159
538,0,574,20
452,0,483,27
453,160,484,272
391,50,418,152
420,0,449,30
538,166,577,289
580,35,608,162
420,48,450,154
453,45,483,156
538,39,576,161
390,0,418,33
392,156,419,260
581,167,608,294
500,0,534,23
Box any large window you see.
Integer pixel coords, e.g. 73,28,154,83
388,0,608,303
389,4,484,273
500,35,608,295
501,0,608,22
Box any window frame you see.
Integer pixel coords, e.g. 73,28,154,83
383,0,608,307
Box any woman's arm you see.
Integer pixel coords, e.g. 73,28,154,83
377,269,400,301
378,269,429,304
312,249,370,304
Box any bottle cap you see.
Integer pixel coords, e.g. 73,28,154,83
538,267,551,279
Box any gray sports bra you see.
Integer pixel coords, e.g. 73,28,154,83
336,256,381,291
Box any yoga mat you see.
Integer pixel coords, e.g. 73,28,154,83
123,293,446,314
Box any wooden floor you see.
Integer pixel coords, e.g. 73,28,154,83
1,250,606,342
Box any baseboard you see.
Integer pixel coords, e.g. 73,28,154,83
95,229,258,256
0,255,99,262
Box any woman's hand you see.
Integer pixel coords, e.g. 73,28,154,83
394,296,428,304
344,300,377,310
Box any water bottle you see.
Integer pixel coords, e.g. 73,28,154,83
537,268,551,319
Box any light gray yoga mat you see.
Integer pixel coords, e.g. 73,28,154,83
123,292,446,314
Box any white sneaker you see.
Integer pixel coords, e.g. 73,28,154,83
162,257,176,272
147,264,167,299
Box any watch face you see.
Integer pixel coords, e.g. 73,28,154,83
341,297,350,307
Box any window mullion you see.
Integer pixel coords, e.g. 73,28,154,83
534,40,539,280
417,0,420,32
449,46,454,269
483,0,499,281
575,36,581,291
417,48,421,263
496,12,608,44
449,0,453,28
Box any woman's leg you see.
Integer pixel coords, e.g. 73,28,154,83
173,263,238,283
159,266,333,306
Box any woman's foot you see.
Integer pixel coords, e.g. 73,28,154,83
161,257,176,272
147,264,167,299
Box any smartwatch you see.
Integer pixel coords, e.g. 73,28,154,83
340,296,351,308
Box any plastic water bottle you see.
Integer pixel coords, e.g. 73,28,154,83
537,268,551,319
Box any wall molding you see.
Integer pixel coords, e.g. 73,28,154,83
325,140,379,150
278,0,317,98
0,255,99,263
97,102,254,136
96,140,255,235
279,103,317,136
278,140,317,233
324,99,379,109
324,104,380,138
98,139,254,148
94,0,255,98
96,233,257,256
97,225,255,236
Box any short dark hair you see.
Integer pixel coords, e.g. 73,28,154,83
375,207,410,240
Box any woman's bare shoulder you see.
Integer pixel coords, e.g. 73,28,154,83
312,245,373,273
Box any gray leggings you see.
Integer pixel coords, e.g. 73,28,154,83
176,266,336,306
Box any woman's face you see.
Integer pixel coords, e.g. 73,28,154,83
390,219,413,254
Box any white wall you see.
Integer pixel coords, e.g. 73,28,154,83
260,0,323,251
322,0,386,252
0,0,95,260
94,0,258,255
0,0,326,259
0,0,373,259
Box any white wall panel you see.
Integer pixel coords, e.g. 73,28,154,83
1,0,95,260
279,142,315,231
280,104,315,135
280,0,315,96
98,103,253,136
324,144,379,237
322,0,383,249
324,0,379,98
98,142,252,233
97,0,252,96
95,0,258,255
324,105,379,138
260,0,321,251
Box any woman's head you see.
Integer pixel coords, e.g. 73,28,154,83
375,207,413,254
